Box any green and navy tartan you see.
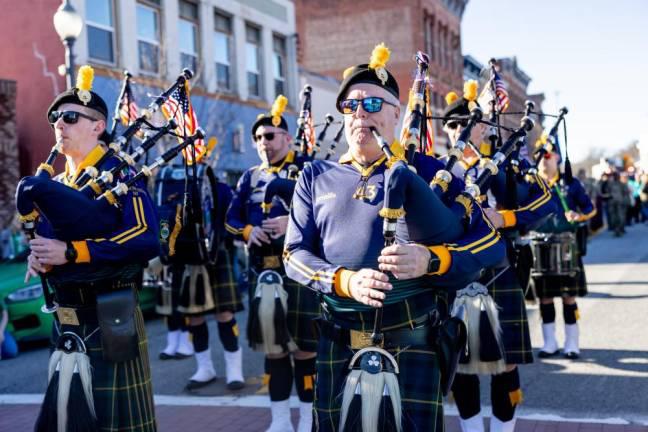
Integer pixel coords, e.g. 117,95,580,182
52,307,156,432
208,246,244,313
482,267,534,365
313,329,444,431
530,255,587,298
249,270,321,352
314,291,447,431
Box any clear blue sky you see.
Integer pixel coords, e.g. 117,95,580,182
462,0,648,162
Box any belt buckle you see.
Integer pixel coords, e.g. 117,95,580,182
263,255,281,269
56,307,80,326
350,329,383,349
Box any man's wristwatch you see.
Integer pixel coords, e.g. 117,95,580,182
64,242,78,263
427,249,441,274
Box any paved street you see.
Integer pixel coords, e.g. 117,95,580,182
1,224,648,430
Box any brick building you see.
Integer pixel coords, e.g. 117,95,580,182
0,80,19,229
295,0,469,151
0,0,300,185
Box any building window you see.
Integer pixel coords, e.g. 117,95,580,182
272,35,287,98
214,11,233,92
179,1,199,73
424,14,435,61
137,2,161,74
86,0,115,63
245,24,262,98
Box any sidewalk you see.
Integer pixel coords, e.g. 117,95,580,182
2,403,646,431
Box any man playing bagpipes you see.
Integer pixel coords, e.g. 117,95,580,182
22,66,158,431
440,84,556,432
225,95,320,432
153,130,246,391
283,43,507,432
530,135,595,360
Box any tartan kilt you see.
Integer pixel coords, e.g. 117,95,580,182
208,247,244,314
52,307,157,432
249,269,321,352
482,267,534,365
530,255,587,298
164,247,244,316
313,335,444,432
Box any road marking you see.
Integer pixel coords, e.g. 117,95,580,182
2,394,646,425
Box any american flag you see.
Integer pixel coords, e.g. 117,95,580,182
161,80,205,164
477,69,510,114
302,109,316,154
493,70,510,113
119,81,139,126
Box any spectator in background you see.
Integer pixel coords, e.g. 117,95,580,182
640,173,648,222
627,173,642,224
608,172,630,236
0,297,18,360
599,173,612,230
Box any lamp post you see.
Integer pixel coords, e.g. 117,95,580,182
53,0,83,89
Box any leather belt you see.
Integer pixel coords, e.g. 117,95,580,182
315,318,437,350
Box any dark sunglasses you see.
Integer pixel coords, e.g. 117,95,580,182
254,131,286,143
48,110,98,125
339,97,398,114
445,119,469,130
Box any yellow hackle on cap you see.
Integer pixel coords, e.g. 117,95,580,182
76,65,94,92
271,95,288,118
206,137,218,156
368,43,390,70
445,91,459,106
75,65,94,104
271,95,288,127
463,80,478,102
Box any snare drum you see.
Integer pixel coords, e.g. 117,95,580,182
530,232,579,277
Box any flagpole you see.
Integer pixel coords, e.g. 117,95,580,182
110,70,133,142
487,59,502,150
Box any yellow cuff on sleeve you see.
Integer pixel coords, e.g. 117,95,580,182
242,225,254,242
427,245,452,276
334,269,356,298
72,241,91,263
499,210,517,228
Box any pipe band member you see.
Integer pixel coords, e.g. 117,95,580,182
441,85,557,432
283,44,506,432
531,137,595,360
26,66,159,432
226,95,320,432
155,168,245,392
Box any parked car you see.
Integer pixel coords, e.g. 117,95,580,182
0,250,157,342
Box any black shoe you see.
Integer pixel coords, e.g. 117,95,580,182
538,349,559,358
226,380,245,391
564,351,580,360
159,352,177,360
174,352,193,360
185,377,217,391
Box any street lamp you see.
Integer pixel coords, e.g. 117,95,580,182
53,0,83,89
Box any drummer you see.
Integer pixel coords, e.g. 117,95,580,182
531,141,596,359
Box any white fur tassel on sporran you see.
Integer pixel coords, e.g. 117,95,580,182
338,347,402,432
178,264,215,315
452,282,506,375
250,270,296,354
35,332,97,432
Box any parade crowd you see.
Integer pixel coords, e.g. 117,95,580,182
5,43,645,432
